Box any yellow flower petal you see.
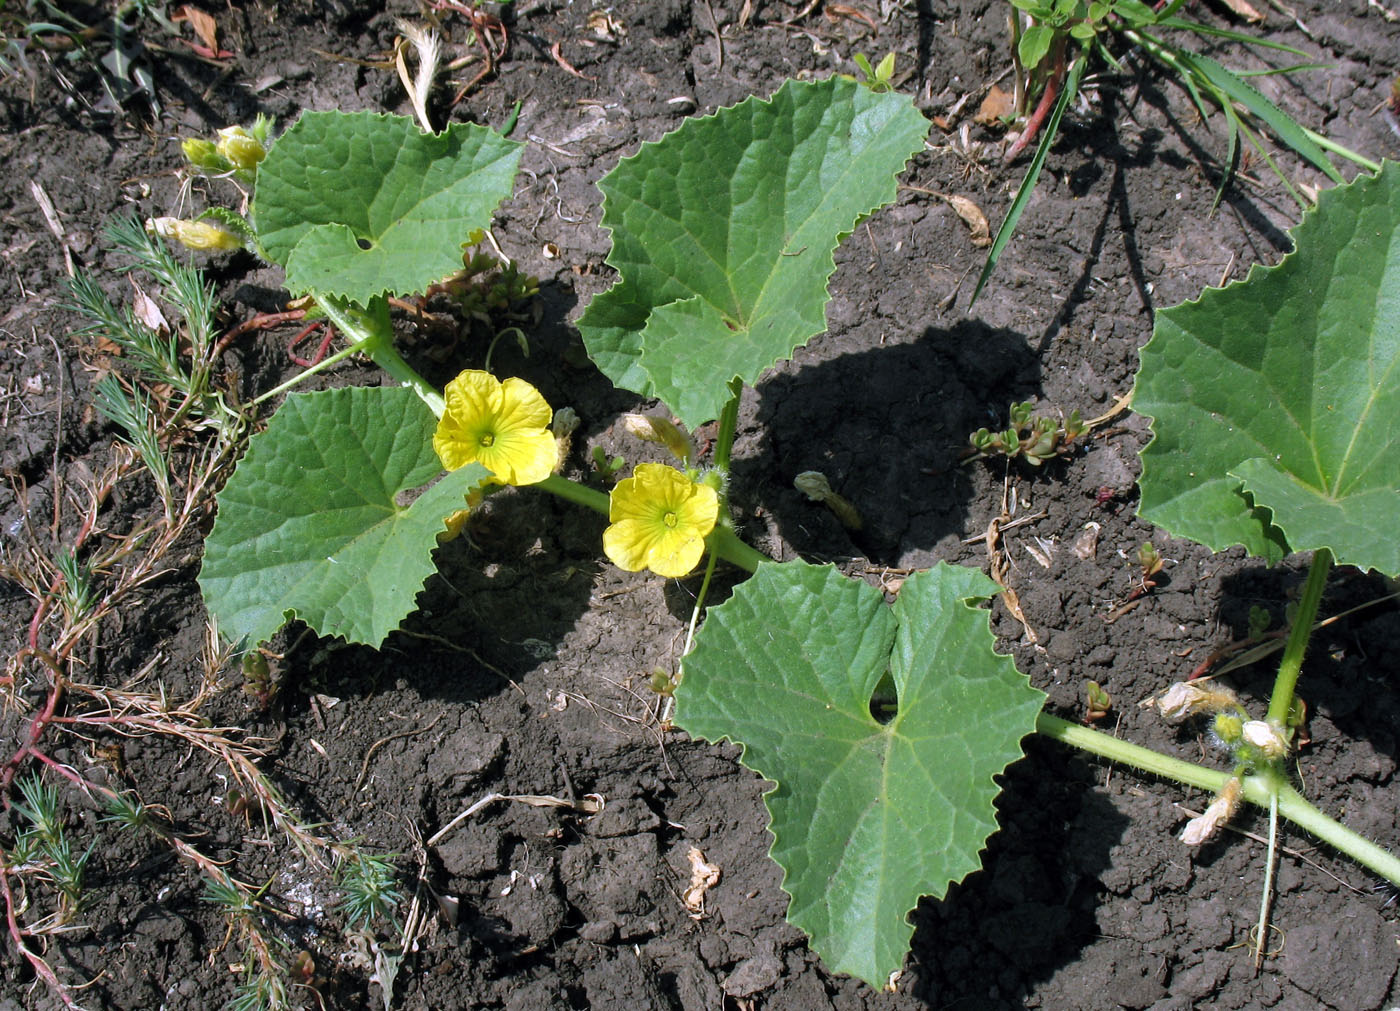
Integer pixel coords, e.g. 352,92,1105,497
603,464,719,577
433,370,555,485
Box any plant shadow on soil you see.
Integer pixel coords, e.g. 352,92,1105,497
5,0,1400,1008
747,318,1041,565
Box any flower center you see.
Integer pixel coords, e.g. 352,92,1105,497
479,431,496,447
662,510,679,529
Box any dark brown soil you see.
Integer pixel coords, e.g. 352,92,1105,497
3,1,1400,1009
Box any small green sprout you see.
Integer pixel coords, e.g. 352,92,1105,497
1083,680,1111,723
202,873,257,917
12,775,62,848
1135,542,1163,580
46,835,92,917
228,958,290,1011
852,52,896,93
591,446,626,481
1246,604,1272,641
442,230,541,324
55,547,96,621
241,650,277,709
99,789,151,832
94,375,173,520
648,666,677,698
10,775,91,920
967,401,1087,466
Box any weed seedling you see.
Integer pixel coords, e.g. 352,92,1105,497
972,0,1381,303
966,400,1088,466
851,51,896,92
1083,680,1111,724
335,849,404,928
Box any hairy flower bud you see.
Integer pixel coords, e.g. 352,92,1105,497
147,217,243,252
1212,711,1244,745
216,125,267,171
621,413,693,463
1180,777,1242,846
181,137,226,172
552,407,580,472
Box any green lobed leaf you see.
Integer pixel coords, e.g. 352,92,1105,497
199,386,490,647
1135,161,1400,574
578,76,929,428
675,560,1044,985
253,110,522,304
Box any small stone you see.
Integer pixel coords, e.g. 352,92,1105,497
580,918,618,943
722,953,783,997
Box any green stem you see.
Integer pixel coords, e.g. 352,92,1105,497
1265,547,1331,727
706,526,767,573
1037,714,1233,793
685,551,721,655
317,296,446,416
711,378,744,477
1273,781,1400,885
535,474,610,516
1039,713,1400,886
1254,790,1278,969
248,341,361,407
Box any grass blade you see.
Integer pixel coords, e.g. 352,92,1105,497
970,54,1086,308
1153,18,1309,57
1167,47,1344,184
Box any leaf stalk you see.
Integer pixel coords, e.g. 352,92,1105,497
1265,547,1331,728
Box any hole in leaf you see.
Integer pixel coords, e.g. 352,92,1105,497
869,694,897,726
869,670,897,724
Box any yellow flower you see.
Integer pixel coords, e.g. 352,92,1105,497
604,464,719,578
433,370,555,486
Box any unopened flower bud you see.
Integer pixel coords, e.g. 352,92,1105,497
552,407,579,472
1212,712,1244,745
794,471,863,531
1241,720,1288,759
621,413,693,463
1157,681,1238,722
147,217,243,252
216,125,267,171
181,137,226,172
1180,777,1242,846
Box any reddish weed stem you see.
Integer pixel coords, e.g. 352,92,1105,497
1004,42,1067,164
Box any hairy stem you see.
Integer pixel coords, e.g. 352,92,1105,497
1265,548,1331,728
711,378,744,477
317,296,446,415
1039,713,1400,885
535,474,610,515
1254,791,1278,970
